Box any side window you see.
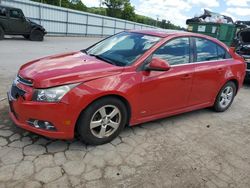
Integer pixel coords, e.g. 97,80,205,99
195,38,231,62
196,38,218,61
9,9,23,19
0,8,7,17
153,37,190,65
217,45,231,59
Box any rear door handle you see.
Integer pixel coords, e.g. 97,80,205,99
181,74,192,80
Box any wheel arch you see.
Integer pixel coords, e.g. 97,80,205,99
213,78,239,107
74,94,132,134
226,78,239,94
31,26,44,34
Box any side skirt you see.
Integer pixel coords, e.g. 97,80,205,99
129,101,213,126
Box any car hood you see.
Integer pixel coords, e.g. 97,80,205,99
19,51,124,88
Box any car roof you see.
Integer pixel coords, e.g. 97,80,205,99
128,29,229,49
129,29,187,37
129,29,214,38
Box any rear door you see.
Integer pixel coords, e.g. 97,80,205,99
189,37,232,106
8,9,30,34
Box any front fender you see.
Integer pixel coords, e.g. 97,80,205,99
31,26,46,34
61,71,141,127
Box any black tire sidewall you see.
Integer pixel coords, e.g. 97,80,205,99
214,81,236,112
77,97,128,145
30,29,44,41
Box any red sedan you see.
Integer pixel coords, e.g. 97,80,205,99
8,30,246,145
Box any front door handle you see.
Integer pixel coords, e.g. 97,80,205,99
181,74,192,80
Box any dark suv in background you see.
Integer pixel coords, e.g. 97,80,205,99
0,5,46,41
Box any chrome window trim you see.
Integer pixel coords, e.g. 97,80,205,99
139,35,234,71
171,58,234,67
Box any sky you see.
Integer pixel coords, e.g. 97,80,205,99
81,0,250,27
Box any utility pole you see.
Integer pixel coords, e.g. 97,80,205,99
156,15,159,27
59,0,62,7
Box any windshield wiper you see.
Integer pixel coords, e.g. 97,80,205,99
89,54,116,65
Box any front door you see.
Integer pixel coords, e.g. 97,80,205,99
138,37,194,117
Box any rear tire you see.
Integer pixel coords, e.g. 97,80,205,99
30,29,44,41
0,27,4,40
213,81,236,112
77,97,128,145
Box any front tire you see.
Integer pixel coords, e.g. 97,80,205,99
213,81,236,112
0,27,4,40
30,29,44,41
77,97,128,145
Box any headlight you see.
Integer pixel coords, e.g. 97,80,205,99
33,83,78,102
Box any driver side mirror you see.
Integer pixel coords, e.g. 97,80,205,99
146,57,171,71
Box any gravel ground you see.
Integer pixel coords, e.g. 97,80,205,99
0,36,250,188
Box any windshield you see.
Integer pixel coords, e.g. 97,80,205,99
85,32,161,66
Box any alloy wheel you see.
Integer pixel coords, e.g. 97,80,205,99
90,105,121,138
219,86,234,109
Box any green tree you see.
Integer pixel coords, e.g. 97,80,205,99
31,0,58,6
31,0,183,30
31,0,87,11
87,7,107,16
102,0,124,18
103,0,136,21
121,1,135,21
68,0,87,11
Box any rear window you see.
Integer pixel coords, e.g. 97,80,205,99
195,38,231,62
0,7,7,17
218,45,231,59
